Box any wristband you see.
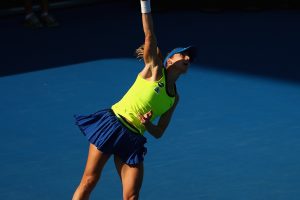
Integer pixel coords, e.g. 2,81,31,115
140,0,151,14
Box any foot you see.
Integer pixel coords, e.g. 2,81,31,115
24,13,43,29
40,14,59,27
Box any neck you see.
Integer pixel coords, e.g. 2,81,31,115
166,67,180,85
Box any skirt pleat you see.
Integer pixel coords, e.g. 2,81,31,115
74,109,147,165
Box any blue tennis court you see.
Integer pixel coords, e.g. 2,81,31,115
1,2,300,200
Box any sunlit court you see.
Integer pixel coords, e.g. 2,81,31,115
1,1,300,199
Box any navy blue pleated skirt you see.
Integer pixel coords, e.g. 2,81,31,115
74,109,147,165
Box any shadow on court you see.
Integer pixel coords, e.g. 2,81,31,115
0,2,300,84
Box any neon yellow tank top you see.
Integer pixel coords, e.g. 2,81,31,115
111,68,176,135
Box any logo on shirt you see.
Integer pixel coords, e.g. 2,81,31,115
158,82,164,88
154,82,164,94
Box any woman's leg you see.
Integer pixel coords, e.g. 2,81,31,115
72,144,111,200
39,0,49,13
114,156,144,200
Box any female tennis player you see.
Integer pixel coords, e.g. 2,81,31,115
72,0,197,199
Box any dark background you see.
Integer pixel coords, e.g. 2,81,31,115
1,0,300,14
0,0,300,9
1,0,300,84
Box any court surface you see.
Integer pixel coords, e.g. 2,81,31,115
1,2,300,200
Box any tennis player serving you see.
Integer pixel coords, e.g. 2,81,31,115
72,0,197,199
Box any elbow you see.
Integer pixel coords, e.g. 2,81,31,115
144,34,155,43
145,31,154,38
153,129,164,139
154,134,162,139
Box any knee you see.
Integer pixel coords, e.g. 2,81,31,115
80,174,99,193
123,192,139,200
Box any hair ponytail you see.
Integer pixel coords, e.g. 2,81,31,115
134,44,163,62
135,44,145,61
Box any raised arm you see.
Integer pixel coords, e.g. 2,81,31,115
140,0,162,80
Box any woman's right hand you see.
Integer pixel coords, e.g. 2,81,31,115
139,110,153,125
